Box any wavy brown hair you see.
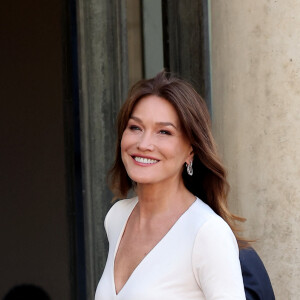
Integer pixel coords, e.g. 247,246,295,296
109,70,249,248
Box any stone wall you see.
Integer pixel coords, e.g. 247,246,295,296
210,1,300,299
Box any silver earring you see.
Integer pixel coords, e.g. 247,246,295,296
186,161,193,176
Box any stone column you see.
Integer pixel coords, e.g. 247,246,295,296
163,0,211,110
210,1,300,298
76,0,128,298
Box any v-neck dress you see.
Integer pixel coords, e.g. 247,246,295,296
95,197,246,300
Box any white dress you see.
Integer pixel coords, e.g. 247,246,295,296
95,197,246,300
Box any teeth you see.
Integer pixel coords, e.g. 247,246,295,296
134,157,158,164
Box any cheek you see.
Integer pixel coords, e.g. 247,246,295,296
121,132,130,152
172,142,191,162
120,136,125,152
120,131,134,159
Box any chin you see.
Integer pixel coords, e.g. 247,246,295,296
128,174,157,185
130,177,154,185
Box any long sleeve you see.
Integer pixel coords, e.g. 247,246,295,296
192,217,246,300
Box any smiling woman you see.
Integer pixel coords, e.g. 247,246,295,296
95,71,248,300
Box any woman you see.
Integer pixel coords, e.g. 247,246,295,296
95,71,247,299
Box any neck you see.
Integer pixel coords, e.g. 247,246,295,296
135,177,195,219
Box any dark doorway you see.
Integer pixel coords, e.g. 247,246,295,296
0,1,84,299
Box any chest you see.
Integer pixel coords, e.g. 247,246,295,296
114,223,176,293
96,220,203,300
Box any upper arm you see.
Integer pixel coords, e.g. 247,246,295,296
103,202,116,239
192,217,246,300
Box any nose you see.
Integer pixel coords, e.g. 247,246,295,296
137,132,154,151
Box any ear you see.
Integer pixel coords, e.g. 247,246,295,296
185,147,194,165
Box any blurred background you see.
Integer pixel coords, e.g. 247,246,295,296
0,0,299,299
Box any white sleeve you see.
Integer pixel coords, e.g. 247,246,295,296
192,217,246,300
103,203,116,240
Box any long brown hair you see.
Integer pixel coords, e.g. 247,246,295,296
109,70,249,248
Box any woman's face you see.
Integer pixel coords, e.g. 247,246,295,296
121,95,193,186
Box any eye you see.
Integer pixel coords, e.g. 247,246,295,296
159,130,171,135
129,125,141,131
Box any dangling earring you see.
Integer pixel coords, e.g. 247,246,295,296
186,161,193,176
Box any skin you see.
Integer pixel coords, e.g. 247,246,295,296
114,95,195,294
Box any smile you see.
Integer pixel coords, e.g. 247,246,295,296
133,156,159,164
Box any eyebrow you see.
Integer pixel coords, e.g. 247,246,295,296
130,116,178,129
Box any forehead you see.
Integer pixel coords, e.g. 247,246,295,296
131,95,179,122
